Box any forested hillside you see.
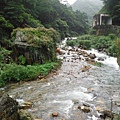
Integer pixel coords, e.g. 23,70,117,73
0,0,89,45
72,0,103,23
0,0,90,87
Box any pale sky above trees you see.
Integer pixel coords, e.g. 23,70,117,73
67,0,77,5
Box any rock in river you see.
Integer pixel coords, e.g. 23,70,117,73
0,94,19,120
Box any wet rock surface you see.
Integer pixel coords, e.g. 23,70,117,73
0,94,19,120
0,94,34,120
1,41,120,120
19,101,33,109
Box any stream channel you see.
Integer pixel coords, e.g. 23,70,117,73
1,38,120,120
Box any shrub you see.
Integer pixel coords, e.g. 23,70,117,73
78,40,91,49
0,47,11,63
108,34,117,40
107,43,117,56
116,39,120,66
91,36,112,50
18,55,26,65
66,40,76,47
0,61,60,86
66,34,119,57
77,34,93,40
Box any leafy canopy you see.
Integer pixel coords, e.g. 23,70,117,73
0,0,89,41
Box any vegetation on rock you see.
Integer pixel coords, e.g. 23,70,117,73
11,27,60,64
0,26,61,87
11,27,60,47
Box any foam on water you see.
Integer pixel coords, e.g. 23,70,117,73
87,115,98,120
55,90,93,102
52,100,73,116
86,49,119,69
16,99,24,104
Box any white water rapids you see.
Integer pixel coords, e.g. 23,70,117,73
60,38,119,70
1,38,120,120
86,49,119,70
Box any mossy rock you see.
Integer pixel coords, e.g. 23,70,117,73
11,27,60,64
11,26,60,48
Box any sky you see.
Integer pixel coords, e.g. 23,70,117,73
67,0,77,5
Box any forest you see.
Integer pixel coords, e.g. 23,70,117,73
0,0,89,43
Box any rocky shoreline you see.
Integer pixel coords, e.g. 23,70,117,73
0,46,120,120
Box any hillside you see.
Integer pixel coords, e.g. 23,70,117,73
72,0,103,23
0,0,90,46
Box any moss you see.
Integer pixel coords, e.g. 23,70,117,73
11,27,60,47
11,27,60,64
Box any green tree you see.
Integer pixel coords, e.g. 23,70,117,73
101,0,120,25
52,19,69,39
0,0,90,42
0,15,14,44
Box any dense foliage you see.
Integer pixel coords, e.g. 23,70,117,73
0,61,60,87
0,0,89,43
66,34,118,57
11,27,60,64
101,0,120,25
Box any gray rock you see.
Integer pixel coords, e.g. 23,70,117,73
0,94,19,120
98,57,104,61
89,53,96,59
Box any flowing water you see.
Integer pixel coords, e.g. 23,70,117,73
1,39,120,120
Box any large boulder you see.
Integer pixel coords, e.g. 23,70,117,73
0,94,35,120
0,94,19,120
11,27,60,64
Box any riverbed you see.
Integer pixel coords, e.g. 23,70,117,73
1,40,120,120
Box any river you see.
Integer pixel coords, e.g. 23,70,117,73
1,38,120,120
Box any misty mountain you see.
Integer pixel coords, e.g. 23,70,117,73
72,0,103,23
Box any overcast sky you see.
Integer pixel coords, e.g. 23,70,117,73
67,0,77,5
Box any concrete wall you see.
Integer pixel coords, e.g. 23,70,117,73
93,25,120,36
93,14,112,27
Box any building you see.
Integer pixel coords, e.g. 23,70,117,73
93,14,112,27
92,14,120,36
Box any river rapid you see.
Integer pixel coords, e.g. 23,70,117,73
1,38,120,120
